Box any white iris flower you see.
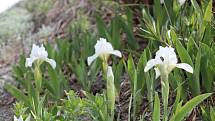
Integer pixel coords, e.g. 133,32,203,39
25,44,56,69
87,38,122,65
144,46,193,79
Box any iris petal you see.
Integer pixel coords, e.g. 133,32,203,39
144,59,162,72
25,57,37,67
176,63,193,73
110,50,122,58
154,67,161,79
46,58,56,69
87,54,99,66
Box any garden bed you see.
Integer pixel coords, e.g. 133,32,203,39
0,0,215,121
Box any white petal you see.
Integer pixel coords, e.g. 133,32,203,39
95,38,114,54
14,116,18,121
144,59,162,72
160,0,164,4
30,44,48,59
25,115,31,121
110,50,122,58
178,0,186,6
176,63,193,73
155,46,178,65
18,116,23,121
30,44,39,58
25,58,36,67
46,58,56,69
167,30,171,39
87,54,99,66
154,67,161,79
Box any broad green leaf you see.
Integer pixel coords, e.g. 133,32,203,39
127,54,136,90
187,37,198,55
202,23,212,46
110,17,121,49
170,93,212,121
137,51,147,92
210,107,215,121
125,8,133,30
191,0,202,16
191,49,201,95
5,84,30,106
114,60,124,94
175,101,183,114
200,43,214,92
171,70,183,113
143,48,154,110
203,0,212,22
152,92,160,121
201,106,210,121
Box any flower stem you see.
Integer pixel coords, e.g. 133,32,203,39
161,74,169,121
34,65,42,93
102,61,108,78
33,63,42,117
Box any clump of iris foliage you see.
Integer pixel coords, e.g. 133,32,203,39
5,0,215,121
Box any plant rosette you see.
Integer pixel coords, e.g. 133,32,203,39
144,46,193,121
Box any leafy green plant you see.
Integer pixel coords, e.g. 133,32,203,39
5,44,61,120
170,93,212,121
140,0,214,98
124,50,154,119
62,90,90,121
4,0,215,121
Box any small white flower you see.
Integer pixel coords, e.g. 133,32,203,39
25,44,56,69
14,115,31,121
87,38,122,65
144,46,193,79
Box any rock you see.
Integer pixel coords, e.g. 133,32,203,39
0,105,14,121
